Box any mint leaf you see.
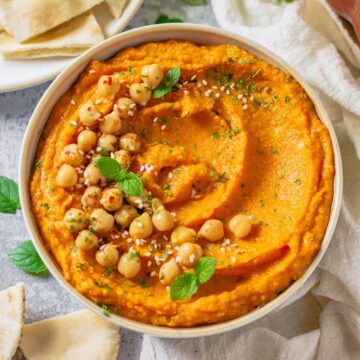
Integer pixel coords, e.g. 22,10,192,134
96,157,143,196
153,67,181,99
170,273,198,300
0,176,20,214
155,14,184,24
195,257,217,284
9,240,49,275
170,256,217,300
184,0,207,5
121,174,143,196
96,157,126,182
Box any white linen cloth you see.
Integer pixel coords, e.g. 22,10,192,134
140,1,360,359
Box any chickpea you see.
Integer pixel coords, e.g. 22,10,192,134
129,213,153,239
178,243,203,267
119,133,141,153
97,134,117,154
95,244,119,267
170,226,196,246
97,75,120,98
152,208,174,232
129,83,152,106
79,101,101,127
151,198,164,212
198,219,224,242
81,186,102,208
229,214,252,238
114,205,138,228
141,64,164,89
60,144,84,166
99,111,121,135
118,252,141,278
56,164,77,188
100,188,123,212
115,97,136,118
77,130,97,152
159,258,182,285
64,208,88,233
75,230,99,251
83,163,103,186
113,150,131,169
90,209,114,234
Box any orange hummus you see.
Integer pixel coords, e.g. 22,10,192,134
30,41,334,327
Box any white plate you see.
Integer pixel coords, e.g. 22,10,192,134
0,0,143,93
20,24,343,338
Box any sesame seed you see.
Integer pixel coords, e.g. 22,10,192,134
153,117,159,122
135,239,141,245
189,254,196,263
89,70,96,74
226,90,231,95
168,172,173,179
175,256,181,263
70,120,77,126
127,238,132,243
202,80,208,85
191,75,197,81
166,286,170,292
250,96,255,102
242,97,247,103
231,257,236,263
175,246,180,251
242,105,248,110
119,105,126,110
95,99,103,105
214,93,220,99
220,248,225,253
147,261,152,267
184,90,189,95
70,99,76,105
161,125,166,130
150,271,156,277
238,94,243,99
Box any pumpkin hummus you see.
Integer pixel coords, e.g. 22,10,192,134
30,41,334,327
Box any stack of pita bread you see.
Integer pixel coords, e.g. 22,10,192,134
0,0,127,59
0,283,121,360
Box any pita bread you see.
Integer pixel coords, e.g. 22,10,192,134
20,310,121,360
0,12,104,59
0,0,103,42
105,0,127,18
0,283,25,360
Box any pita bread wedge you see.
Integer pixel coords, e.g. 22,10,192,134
0,0,103,42
0,12,104,59
20,310,121,360
105,0,127,18
0,283,25,360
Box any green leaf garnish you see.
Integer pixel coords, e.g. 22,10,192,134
170,273,199,301
170,257,217,300
96,157,143,196
0,176,20,214
153,66,181,99
184,0,207,5
9,240,49,275
155,14,184,24
195,257,217,284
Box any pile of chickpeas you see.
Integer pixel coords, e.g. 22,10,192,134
56,63,253,288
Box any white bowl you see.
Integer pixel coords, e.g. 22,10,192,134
19,24,343,338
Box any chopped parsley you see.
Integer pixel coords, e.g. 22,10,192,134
212,132,220,139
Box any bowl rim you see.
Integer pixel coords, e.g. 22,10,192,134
19,23,343,338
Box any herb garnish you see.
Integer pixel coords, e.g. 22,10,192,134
128,66,134,74
155,14,184,24
0,176,20,214
170,257,217,300
9,240,49,275
153,67,181,98
96,157,143,196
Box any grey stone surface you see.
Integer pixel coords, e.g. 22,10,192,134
0,1,217,359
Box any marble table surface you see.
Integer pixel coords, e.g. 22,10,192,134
0,1,217,358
